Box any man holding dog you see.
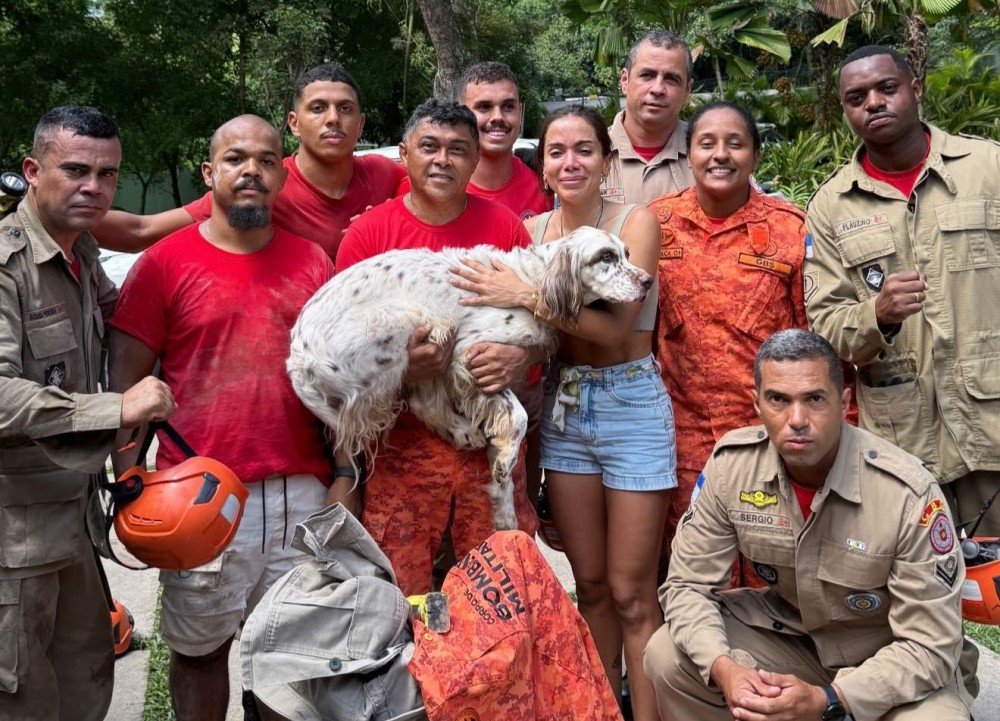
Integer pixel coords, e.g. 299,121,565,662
0,106,174,721
606,29,695,205
335,98,539,596
109,115,334,721
644,329,971,721
94,63,404,261
805,45,1000,537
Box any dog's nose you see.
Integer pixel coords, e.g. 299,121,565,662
640,273,653,290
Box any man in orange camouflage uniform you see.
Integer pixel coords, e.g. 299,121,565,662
651,186,809,584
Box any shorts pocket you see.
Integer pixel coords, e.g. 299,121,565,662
0,580,21,693
606,374,661,408
160,550,241,616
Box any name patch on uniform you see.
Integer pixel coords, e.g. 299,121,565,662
834,213,888,236
929,514,955,554
739,489,778,509
753,562,779,584
844,591,885,615
660,247,683,260
729,510,791,534
861,263,885,292
919,499,945,526
44,361,66,388
737,253,792,277
27,303,67,323
935,553,959,589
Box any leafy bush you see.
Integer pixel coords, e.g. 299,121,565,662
923,48,1000,138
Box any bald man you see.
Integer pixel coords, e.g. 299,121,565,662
108,115,336,721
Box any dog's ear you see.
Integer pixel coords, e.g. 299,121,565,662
538,243,584,325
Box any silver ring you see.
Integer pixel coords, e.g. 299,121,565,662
913,292,919,304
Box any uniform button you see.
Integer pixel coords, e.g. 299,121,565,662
867,450,878,459
772,621,784,631
757,430,765,439
328,658,342,672
10,228,20,238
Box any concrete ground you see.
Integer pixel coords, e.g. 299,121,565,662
103,544,1000,721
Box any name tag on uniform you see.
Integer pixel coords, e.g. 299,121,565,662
738,253,792,277
660,248,683,260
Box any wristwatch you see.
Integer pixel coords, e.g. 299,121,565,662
820,684,846,721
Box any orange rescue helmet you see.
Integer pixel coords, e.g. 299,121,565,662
108,422,248,571
110,599,134,657
960,537,1000,626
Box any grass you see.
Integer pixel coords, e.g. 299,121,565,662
140,593,175,721
966,621,1000,655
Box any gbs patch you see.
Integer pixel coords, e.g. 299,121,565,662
861,263,885,292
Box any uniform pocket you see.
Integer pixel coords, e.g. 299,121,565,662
856,380,937,467
936,198,1000,271
836,225,896,300
730,271,784,342
0,580,20,693
816,539,892,620
960,355,1000,462
25,316,78,359
0,500,84,569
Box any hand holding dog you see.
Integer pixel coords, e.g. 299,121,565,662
450,258,534,310
403,324,456,383
467,342,532,394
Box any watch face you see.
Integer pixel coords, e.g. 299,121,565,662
822,705,846,721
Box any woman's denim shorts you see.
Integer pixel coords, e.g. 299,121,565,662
540,354,677,491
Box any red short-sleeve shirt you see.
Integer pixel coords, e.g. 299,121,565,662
111,224,336,484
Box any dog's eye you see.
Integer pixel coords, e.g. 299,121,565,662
599,250,616,263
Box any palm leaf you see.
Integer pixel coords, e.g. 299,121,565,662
736,21,792,62
920,0,965,12
810,16,851,46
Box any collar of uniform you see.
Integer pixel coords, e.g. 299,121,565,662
816,423,863,504
610,111,688,164
669,186,770,233
17,197,100,265
833,123,963,197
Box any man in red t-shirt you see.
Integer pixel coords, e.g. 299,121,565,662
109,115,335,721
395,62,551,221
334,99,539,595
94,63,404,261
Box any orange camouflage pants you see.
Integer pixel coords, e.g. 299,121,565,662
410,530,623,721
663,467,765,589
361,421,538,596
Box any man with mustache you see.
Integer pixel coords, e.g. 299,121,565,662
0,106,175,721
605,29,695,204
644,329,970,721
94,64,404,261
108,115,335,721
805,45,1000,540
334,99,539,596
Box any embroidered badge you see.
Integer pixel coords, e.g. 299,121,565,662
844,592,885,615
935,553,959,589
690,473,706,505
27,303,67,323
861,263,885,292
731,510,791,531
739,489,779,509
929,513,955,554
44,361,66,388
803,273,817,302
834,213,889,236
680,507,695,527
753,562,779,584
804,233,814,260
737,252,793,277
846,538,867,551
919,499,945,527
660,247,683,260
455,709,481,721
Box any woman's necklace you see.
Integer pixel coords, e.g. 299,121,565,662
559,199,604,237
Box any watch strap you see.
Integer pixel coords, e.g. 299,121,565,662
335,465,360,481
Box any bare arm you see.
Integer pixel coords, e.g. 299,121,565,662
92,207,194,253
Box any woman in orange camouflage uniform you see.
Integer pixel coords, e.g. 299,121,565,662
650,102,811,587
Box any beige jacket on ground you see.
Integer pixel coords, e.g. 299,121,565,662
603,111,693,205
0,200,121,579
664,423,969,721
805,125,1000,483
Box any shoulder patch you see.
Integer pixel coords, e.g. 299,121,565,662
0,223,28,266
714,425,769,456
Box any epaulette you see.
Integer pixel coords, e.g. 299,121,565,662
805,162,852,210
0,223,27,266
712,425,769,456
957,132,1000,148
859,435,932,496
760,193,806,220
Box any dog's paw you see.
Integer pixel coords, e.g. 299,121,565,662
492,504,518,531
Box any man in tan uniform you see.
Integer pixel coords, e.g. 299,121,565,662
604,29,694,205
644,329,970,721
805,45,1000,537
0,106,174,721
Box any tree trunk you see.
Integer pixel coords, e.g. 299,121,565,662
165,151,183,207
415,0,478,100
904,11,928,113
713,57,725,92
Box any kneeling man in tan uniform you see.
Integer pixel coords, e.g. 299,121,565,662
644,328,971,721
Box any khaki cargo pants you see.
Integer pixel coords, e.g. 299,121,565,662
643,608,970,721
0,553,113,721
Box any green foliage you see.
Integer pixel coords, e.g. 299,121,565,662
756,126,856,206
923,48,1000,137
965,621,1000,655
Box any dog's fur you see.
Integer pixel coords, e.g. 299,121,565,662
287,226,652,530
